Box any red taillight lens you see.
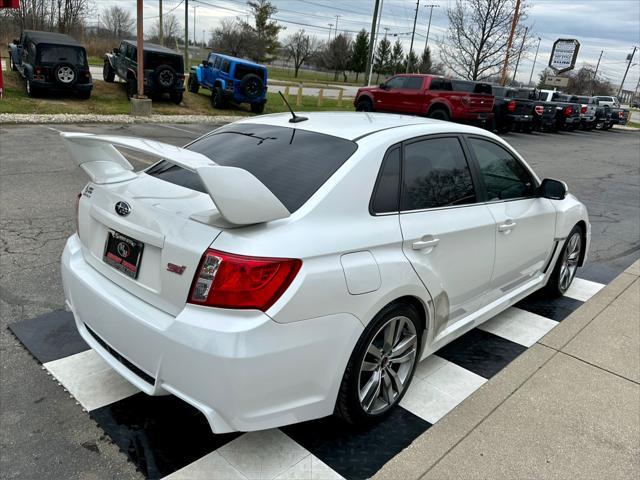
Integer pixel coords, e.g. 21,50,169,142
75,193,82,237
581,105,587,114
564,106,573,117
188,249,302,311
534,105,544,116
507,100,516,112
619,111,624,118
35,66,41,75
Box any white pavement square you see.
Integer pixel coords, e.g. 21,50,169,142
564,277,606,302
478,307,559,347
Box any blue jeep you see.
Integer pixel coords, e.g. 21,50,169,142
189,52,267,114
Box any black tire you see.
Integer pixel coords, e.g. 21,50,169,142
545,225,583,298
103,60,115,82
250,102,265,114
25,78,39,98
239,73,263,100
77,89,91,100
53,62,78,86
10,58,17,71
170,91,183,104
210,86,227,109
126,77,136,99
497,122,511,134
355,97,373,112
521,123,532,133
335,302,422,425
188,74,200,93
427,107,450,121
154,65,176,90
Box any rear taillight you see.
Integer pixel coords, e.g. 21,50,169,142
35,66,41,75
75,193,82,237
619,111,624,118
581,105,587,114
188,249,302,311
564,106,573,117
507,100,516,112
534,105,544,116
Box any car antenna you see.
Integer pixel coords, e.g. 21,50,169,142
278,91,308,123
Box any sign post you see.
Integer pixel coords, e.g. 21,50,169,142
549,38,580,74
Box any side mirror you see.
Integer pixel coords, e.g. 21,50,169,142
113,47,118,54
538,178,567,200
379,82,387,89
202,59,208,65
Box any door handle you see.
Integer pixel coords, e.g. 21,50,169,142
412,237,440,250
498,220,517,232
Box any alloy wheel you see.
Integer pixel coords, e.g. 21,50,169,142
358,315,418,415
57,66,75,83
559,232,581,292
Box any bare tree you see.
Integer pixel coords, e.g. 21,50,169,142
284,29,318,78
102,5,134,39
321,33,353,82
210,19,252,58
3,0,87,33
56,0,90,34
439,0,531,81
148,14,181,45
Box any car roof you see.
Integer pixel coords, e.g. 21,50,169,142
209,52,265,69
123,39,181,55
232,112,491,142
22,30,82,47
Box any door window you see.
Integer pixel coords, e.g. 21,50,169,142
385,76,404,89
468,138,535,201
401,137,476,211
370,147,401,214
214,56,222,69
403,77,423,90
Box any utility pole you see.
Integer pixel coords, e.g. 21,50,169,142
136,0,144,98
202,29,205,49
327,23,333,43
500,0,521,85
422,4,438,56
184,0,189,69
591,50,603,95
335,15,341,36
406,0,420,73
511,26,527,83
365,0,382,86
158,0,163,46
528,36,541,85
618,46,637,97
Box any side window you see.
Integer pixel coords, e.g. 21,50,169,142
221,60,230,73
403,77,423,90
119,42,126,55
214,56,222,69
429,78,442,90
468,138,535,201
371,147,401,214
208,53,216,64
401,137,476,211
385,76,404,89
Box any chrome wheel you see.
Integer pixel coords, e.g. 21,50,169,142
559,232,581,292
358,315,418,414
57,66,75,83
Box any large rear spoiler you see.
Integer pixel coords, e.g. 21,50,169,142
61,132,290,226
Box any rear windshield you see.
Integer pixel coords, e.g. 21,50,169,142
144,52,183,72
146,124,358,212
234,63,264,80
39,45,86,65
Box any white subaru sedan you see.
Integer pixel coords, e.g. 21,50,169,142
61,112,589,433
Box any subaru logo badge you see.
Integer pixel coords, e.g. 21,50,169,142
115,201,131,217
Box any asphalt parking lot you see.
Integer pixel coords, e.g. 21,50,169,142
1,123,639,479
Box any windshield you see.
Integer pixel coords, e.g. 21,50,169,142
39,45,86,65
146,124,359,213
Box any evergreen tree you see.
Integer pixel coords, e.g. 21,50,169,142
350,29,369,83
390,39,404,74
374,37,392,83
242,0,285,63
404,50,419,73
418,47,433,73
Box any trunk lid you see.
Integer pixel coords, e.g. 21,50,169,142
77,173,221,316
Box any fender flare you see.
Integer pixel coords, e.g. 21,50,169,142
356,93,374,105
104,53,115,69
427,101,452,117
126,67,137,80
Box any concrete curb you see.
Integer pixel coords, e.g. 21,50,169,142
0,113,246,125
372,260,640,480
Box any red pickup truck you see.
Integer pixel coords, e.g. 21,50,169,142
354,74,494,125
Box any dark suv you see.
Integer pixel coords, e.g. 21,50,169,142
8,30,92,98
103,39,185,104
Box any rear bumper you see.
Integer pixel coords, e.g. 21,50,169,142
32,79,92,91
508,114,533,123
61,234,362,433
456,111,494,121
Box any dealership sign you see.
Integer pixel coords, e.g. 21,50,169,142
549,39,580,73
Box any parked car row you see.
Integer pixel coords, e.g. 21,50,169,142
353,74,630,134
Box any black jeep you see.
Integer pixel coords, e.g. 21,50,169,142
103,39,185,104
8,30,92,98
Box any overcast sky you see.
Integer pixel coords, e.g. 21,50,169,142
93,0,640,90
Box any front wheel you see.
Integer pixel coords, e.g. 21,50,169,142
355,97,373,112
103,61,115,82
545,225,583,297
335,302,421,425
126,78,136,99
210,86,227,109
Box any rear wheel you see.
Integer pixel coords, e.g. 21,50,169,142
545,225,583,297
188,75,199,93
355,97,373,112
126,77,136,99
210,86,227,109
103,61,115,82
250,102,265,114
170,91,183,104
335,302,421,425
77,89,91,100
427,108,450,121
25,79,39,97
